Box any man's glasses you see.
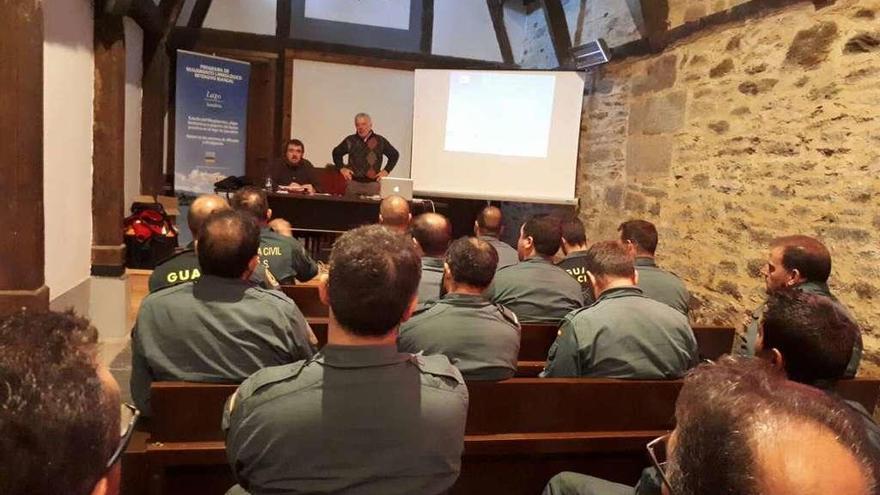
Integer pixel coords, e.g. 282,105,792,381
106,402,141,470
647,432,672,491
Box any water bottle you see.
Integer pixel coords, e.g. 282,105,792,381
264,176,273,192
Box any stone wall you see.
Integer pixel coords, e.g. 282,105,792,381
577,0,880,374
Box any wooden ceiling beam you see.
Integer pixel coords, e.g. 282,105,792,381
487,0,515,64
541,0,574,68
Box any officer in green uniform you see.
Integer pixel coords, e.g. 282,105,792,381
486,214,584,324
400,237,520,381
131,211,314,416
557,217,596,305
149,194,278,292
412,212,452,304
618,219,690,316
543,241,697,379
474,205,519,270
224,225,468,495
738,235,861,376
231,186,318,285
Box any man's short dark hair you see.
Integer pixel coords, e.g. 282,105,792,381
230,186,269,221
0,310,117,495
522,214,562,257
762,290,857,385
446,237,498,289
618,219,659,254
771,235,832,283
284,138,304,154
476,206,503,236
197,210,261,278
328,225,421,336
669,356,877,495
412,213,452,257
561,217,587,246
585,241,634,279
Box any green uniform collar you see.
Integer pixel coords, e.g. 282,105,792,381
561,251,590,262
196,273,251,288
318,344,411,368
522,255,554,265
440,293,489,307
634,257,657,268
796,280,833,297
595,285,644,302
422,256,445,271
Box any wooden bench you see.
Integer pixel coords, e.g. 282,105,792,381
123,377,880,495
280,284,327,318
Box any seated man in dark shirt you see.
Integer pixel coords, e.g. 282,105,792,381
486,214,584,324
231,186,318,285
270,138,315,194
412,212,452,304
619,219,690,316
223,225,468,495
400,237,521,380
543,241,697,378
131,210,315,416
556,216,594,305
474,205,519,270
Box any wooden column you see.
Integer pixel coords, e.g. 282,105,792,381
92,15,127,277
541,0,574,68
487,0,515,64
0,0,49,314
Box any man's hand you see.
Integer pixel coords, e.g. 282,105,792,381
303,184,316,195
285,182,302,189
268,218,293,237
376,170,389,180
340,167,354,181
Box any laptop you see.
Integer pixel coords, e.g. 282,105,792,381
380,177,414,201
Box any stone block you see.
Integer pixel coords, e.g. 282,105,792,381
785,22,839,68
626,135,673,177
709,58,735,78
628,90,688,135
631,55,678,96
844,32,880,54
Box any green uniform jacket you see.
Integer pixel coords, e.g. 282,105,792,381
478,235,520,270
399,293,521,381
224,345,468,495
634,257,690,316
417,256,445,304
148,248,278,293
543,286,698,378
131,275,315,416
738,281,862,376
486,256,585,324
259,227,318,285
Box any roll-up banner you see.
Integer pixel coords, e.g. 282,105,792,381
173,50,250,194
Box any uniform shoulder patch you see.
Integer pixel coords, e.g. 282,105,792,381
410,353,465,385
495,304,520,327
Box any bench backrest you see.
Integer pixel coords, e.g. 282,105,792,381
149,377,880,442
280,284,328,317
517,325,736,363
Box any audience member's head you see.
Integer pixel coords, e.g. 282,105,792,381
583,241,636,299
324,225,421,337
412,213,452,258
444,237,499,293
665,356,876,495
561,217,588,254
197,210,261,280
378,195,411,232
187,194,230,240
763,235,832,293
354,112,372,138
0,310,124,495
757,289,858,385
518,214,562,260
618,219,659,257
474,206,504,238
230,186,271,224
283,138,305,164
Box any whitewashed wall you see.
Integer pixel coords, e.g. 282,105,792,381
124,17,144,211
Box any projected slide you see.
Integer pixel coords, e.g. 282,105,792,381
444,72,556,158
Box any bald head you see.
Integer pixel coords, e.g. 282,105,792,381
412,213,452,257
379,195,411,232
187,194,230,238
475,206,503,237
